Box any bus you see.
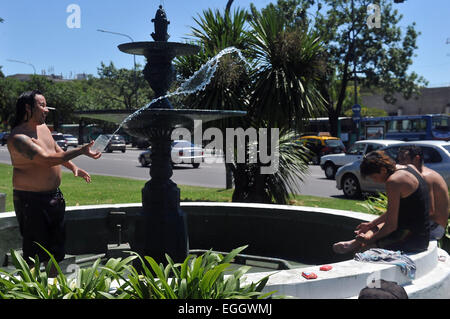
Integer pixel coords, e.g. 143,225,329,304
360,114,450,141
305,117,357,146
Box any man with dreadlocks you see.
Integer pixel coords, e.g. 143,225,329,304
7,90,101,267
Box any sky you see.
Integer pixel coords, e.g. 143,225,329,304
1,0,449,87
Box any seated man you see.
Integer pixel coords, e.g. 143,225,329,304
333,150,430,254
397,145,449,240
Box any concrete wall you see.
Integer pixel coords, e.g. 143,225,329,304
0,203,372,269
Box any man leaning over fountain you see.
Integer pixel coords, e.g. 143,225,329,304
7,90,101,266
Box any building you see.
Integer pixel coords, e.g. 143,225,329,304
362,86,450,116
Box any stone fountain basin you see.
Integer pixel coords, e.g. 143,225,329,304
0,202,449,298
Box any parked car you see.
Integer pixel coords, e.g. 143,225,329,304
297,134,345,165
0,132,10,146
139,140,205,168
320,140,403,179
63,134,78,148
101,134,126,153
52,133,68,151
134,137,151,149
335,140,450,199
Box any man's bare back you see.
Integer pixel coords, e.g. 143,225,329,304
421,166,449,228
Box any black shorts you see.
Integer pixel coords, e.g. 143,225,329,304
13,188,66,263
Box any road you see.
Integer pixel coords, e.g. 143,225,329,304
0,145,343,198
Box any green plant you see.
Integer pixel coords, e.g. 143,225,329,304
0,245,276,299
111,245,276,299
358,192,388,216
0,245,134,299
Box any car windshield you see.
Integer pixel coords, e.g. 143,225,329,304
346,143,365,155
53,135,65,141
173,141,193,148
442,145,450,153
325,139,344,148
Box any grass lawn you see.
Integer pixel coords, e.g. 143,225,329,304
0,163,370,214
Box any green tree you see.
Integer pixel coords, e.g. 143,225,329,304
0,77,27,129
176,4,326,204
96,62,153,110
311,0,427,135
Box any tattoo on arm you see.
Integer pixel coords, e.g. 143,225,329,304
13,135,39,160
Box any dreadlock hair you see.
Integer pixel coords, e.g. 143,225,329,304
12,90,43,129
360,150,396,179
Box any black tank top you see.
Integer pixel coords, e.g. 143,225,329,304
397,166,430,238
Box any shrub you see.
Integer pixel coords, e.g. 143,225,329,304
0,245,276,299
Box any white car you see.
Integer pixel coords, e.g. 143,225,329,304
320,140,403,179
335,140,450,199
63,134,78,148
139,140,205,168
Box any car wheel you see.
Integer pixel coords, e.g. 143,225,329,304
192,163,200,169
324,162,337,179
122,149,126,153
342,174,362,199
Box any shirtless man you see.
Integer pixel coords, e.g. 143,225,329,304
398,145,449,240
7,90,101,264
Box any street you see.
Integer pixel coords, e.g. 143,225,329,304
0,145,343,198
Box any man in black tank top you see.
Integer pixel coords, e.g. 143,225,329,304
333,150,430,255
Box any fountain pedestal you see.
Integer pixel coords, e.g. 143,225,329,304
118,5,245,263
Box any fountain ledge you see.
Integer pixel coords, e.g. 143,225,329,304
1,203,449,299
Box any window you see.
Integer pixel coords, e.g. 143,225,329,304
365,143,382,154
325,139,345,148
347,143,366,155
432,117,449,131
383,146,401,161
422,147,442,163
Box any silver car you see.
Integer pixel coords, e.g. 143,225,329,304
139,140,205,168
320,139,403,179
336,140,450,199
63,134,78,148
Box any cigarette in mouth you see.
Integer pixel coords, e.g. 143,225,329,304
47,107,56,110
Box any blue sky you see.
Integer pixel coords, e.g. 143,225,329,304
1,0,449,87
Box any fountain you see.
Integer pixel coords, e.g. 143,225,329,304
1,5,449,299
116,5,245,263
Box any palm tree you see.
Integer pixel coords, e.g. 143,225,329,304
175,4,326,204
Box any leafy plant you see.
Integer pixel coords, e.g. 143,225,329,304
358,192,387,216
0,245,134,299
0,245,276,299
113,245,276,299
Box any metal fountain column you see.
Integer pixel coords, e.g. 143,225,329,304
132,6,188,263
117,5,245,264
